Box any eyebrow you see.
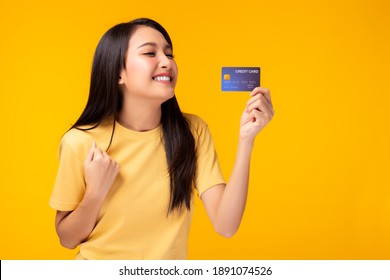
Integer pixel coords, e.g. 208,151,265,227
137,42,172,50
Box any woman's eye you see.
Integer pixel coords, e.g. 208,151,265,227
143,52,174,59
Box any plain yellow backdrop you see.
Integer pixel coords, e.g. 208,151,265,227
1,0,389,259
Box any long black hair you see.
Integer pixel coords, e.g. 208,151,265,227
70,18,196,214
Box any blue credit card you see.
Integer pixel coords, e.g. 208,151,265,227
222,67,260,91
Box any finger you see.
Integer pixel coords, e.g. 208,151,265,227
250,87,269,97
246,94,272,113
250,87,272,105
261,89,272,104
259,100,274,118
247,99,261,113
93,146,104,160
246,94,261,110
251,109,263,126
249,97,273,115
102,151,110,160
248,109,258,123
85,142,96,164
249,87,261,97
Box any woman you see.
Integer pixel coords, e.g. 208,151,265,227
50,18,274,259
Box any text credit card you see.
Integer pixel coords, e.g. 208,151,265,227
222,67,260,91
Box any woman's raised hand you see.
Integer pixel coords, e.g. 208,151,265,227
239,87,274,142
84,142,120,200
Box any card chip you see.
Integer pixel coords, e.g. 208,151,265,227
224,74,231,80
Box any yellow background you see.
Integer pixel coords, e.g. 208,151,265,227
1,0,389,259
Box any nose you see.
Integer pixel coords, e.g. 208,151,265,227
158,53,171,69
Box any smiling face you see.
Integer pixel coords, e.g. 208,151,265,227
119,25,178,104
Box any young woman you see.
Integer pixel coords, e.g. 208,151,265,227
50,18,274,259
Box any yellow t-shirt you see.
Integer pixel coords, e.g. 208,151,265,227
50,114,225,259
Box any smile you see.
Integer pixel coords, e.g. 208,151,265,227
153,76,172,82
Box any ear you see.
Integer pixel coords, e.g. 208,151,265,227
118,70,125,85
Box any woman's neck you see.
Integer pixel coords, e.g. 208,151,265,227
118,96,162,132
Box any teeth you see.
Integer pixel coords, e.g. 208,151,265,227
153,76,171,82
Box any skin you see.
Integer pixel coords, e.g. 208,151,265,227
55,25,274,249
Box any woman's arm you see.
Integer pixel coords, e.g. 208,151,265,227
55,142,119,249
201,87,274,237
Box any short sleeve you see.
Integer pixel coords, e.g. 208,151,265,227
194,121,225,197
49,137,86,211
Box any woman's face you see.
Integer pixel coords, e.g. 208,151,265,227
119,25,178,104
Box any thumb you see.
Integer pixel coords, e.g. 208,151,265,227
85,142,96,164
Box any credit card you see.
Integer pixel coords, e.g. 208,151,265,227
222,67,260,91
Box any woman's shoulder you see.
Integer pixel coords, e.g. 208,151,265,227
61,127,93,145
59,128,95,156
183,113,208,130
60,121,113,152
183,113,213,142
